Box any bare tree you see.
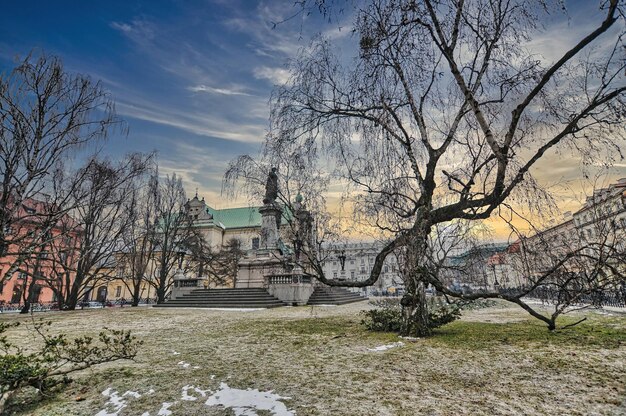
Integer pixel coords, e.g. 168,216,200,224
190,238,244,288
148,173,199,304
253,0,625,335
47,154,150,310
116,164,160,306
0,52,120,282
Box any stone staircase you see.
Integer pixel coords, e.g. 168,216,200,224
154,288,285,309
307,286,367,306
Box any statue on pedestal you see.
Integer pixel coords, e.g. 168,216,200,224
263,167,279,205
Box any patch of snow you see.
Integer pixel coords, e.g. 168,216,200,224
96,388,143,416
147,389,155,395
157,402,176,416
177,361,191,368
164,307,265,311
205,382,294,416
141,413,150,416
210,374,216,380
399,336,420,341
171,350,180,355
181,385,212,401
193,366,201,369
311,304,337,307
367,341,404,352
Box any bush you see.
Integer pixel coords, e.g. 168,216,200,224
0,319,141,413
361,297,461,334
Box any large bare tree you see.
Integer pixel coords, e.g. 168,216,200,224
0,53,120,283
253,0,626,335
46,154,150,310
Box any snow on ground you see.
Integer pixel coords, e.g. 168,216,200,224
156,402,176,415
95,382,295,416
205,382,294,416
367,341,404,352
177,361,190,368
399,336,420,341
165,307,266,312
95,388,143,416
181,385,211,401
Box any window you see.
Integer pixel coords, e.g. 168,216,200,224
384,266,389,273
350,271,355,279
18,272,27,280
251,237,260,250
115,286,122,297
333,272,337,278
350,260,354,265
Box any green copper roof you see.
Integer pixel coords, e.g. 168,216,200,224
207,206,262,229
206,205,293,229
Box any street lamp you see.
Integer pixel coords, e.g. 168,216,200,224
338,250,346,272
177,249,186,270
293,237,303,261
491,264,500,290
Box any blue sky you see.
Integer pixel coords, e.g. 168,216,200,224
0,0,622,216
0,0,353,206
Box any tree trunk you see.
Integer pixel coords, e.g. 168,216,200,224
131,286,140,307
156,287,166,304
19,301,31,314
401,280,431,337
399,225,432,336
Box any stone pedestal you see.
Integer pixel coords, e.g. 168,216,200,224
171,270,202,299
266,266,315,306
235,253,285,288
258,203,282,250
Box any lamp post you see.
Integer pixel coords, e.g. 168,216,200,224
293,237,303,262
177,248,186,271
491,264,500,291
338,250,347,279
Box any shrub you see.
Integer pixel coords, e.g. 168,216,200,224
0,319,141,413
361,297,461,334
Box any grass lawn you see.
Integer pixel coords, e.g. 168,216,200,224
1,301,625,415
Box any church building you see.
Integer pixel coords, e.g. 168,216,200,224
184,193,268,252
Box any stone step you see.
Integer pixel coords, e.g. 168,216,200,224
155,302,284,309
180,294,281,300
307,286,367,306
155,288,286,309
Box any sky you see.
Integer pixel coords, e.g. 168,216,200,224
0,0,351,207
0,0,624,239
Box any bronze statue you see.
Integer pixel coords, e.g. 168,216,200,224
263,167,279,204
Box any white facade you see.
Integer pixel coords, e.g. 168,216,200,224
321,241,404,296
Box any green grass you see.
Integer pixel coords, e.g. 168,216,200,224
430,317,626,350
1,303,625,415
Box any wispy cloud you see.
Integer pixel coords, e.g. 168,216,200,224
188,84,252,96
253,66,291,85
115,98,266,144
110,19,156,42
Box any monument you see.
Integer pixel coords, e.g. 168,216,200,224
235,168,316,305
